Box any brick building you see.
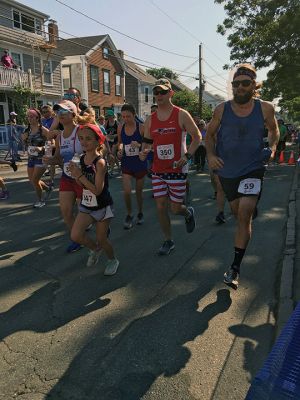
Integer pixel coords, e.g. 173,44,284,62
57,35,126,118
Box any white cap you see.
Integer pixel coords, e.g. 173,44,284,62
10,111,17,116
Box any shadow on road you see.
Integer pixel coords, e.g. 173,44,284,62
45,288,232,400
228,322,274,383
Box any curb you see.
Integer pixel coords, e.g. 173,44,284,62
276,164,298,337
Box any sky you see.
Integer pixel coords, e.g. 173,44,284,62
19,0,267,98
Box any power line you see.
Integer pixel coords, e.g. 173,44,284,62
203,59,227,81
205,79,228,95
203,74,228,90
148,0,229,68
0,13,198,79
203,43,228,65
148,0,200,43
55,0,197,59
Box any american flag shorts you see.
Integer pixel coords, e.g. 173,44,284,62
152,172,187,203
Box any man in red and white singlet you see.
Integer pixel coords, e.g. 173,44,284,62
140,79,201,255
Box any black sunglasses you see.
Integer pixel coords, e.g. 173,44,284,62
231,80,253,88
153,88,170,96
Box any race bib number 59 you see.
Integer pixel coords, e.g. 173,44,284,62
157,144,174,160
238,178,261,195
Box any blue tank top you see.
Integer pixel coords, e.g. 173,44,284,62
216,100,265,178
121,122,147,172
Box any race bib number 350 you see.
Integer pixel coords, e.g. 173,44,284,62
238,178,261,195
157,144,174,160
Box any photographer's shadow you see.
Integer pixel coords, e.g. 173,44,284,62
47,288,232,400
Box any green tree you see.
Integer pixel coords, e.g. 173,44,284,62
146,67,178,80
215,0,300,121
172,90,213,120
10,86,41,125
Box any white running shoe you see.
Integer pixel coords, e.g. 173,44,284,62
86,249,102,267
33,201,46,208
104,258,119,276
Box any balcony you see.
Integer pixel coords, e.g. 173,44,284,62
0,66,32,90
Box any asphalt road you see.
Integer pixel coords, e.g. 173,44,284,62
0,162,294,400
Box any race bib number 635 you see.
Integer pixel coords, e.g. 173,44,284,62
157,144,174,160
238,178,261,195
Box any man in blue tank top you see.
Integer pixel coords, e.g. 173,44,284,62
206,64,279,289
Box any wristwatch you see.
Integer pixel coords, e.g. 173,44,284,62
185,152,192,160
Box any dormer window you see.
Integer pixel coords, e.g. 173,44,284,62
13,9,43,35
103,47,109,59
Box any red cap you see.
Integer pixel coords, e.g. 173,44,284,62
79,123,106,144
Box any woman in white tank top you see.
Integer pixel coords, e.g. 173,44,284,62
43,100,83,253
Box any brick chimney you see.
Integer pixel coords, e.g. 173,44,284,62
48,20,58,48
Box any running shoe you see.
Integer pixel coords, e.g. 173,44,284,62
124,215,134,230
33,201,46,208
185,207,196,233
104,258,119,276
216,211,226,224
223,266,239,290
0,190,9,200
136,212,144,225
66,241,82,253
10,161,18,172
86,249,102,267
158,240,175,255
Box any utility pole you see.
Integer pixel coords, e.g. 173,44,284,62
198,43,203,119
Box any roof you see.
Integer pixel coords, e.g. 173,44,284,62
169,78,192,92
56,35,107,56
124,60,156,84
5,0,49,19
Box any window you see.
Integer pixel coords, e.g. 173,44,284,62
11,52,22,69
103,47,109,59
93,106,100,119
145,87,149,103
62,66,71,91
103,70,110,94
13,10,42,35
43,60,52,85
115,74,121,96
90,65,99,92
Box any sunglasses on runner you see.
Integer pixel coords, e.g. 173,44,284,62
153,88,170,96
231,80,253,88
63,93,78,100
56,108,72,115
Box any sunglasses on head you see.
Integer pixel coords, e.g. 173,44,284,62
63,93,78,99
153,88,170,96
231,79,253,88
56,108,71,115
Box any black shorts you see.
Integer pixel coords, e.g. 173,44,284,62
219,168,265,202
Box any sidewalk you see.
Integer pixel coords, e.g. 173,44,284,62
276,144,299,335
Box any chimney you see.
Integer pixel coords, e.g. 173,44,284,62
118,50,124,59
48,20,58,48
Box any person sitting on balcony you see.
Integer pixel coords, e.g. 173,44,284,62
1,50,18,69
